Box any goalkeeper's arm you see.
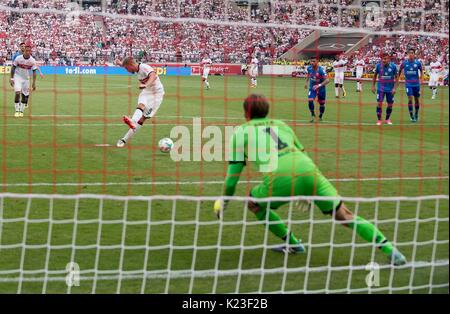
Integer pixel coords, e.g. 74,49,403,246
214,161,245,218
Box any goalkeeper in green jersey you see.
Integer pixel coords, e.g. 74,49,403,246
214,94,406,266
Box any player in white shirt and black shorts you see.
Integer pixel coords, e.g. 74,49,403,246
201,56,212,89
249,55,259,88
428,57,443,99
354,57,365,92
10,43,37,117
333,55,347,98
115,57,165,148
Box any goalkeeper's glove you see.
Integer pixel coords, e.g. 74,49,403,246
213,199,229,219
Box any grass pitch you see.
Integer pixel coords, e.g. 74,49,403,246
0,74,448,293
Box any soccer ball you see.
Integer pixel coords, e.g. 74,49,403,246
158,138,174,153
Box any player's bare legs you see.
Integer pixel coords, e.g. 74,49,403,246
117,103,146,147
13,91,21,117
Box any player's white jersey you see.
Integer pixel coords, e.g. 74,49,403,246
333,59,347,74
430,61,443,75
355,59,365,73
201,58,212,70
137,63,164,94
250,58,258,71
13,55,37,79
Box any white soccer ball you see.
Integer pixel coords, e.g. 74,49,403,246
158,137,174,153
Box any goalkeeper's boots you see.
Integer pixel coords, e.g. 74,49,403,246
389,248,407,266
123,115,136,130
14,111,20,118
272,243,306,254
116,139,126,148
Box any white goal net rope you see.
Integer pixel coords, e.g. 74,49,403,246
0,193,448,294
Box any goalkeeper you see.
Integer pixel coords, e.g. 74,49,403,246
214,94,406,265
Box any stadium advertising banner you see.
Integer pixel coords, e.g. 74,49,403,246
39,65,192,76
0,65,11,74
191,64,242,76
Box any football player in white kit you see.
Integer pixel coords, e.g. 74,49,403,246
428,57,443,99
354,56,365,92
333,55,347,98
201,55,212,89
115,57,165,148
249,55,259,88
10,44,37,117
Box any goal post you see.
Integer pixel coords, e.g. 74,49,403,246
0,193,447,294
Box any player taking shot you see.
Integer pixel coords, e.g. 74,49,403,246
214,94,407,265
115,57,165,148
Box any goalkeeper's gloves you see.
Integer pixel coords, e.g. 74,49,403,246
213,199,229,219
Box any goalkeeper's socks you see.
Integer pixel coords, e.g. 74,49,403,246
348,216,394,255
14,102,19,112
335,87,339,97
254,208,300,245
19,103,25,113
131,108,144,123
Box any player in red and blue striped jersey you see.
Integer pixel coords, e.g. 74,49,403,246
372,53,399,125
304,56,330,123
398,48,423,122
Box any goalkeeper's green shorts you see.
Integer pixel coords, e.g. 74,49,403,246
250,170,341,214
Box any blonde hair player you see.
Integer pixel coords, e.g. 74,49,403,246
115,57,165,148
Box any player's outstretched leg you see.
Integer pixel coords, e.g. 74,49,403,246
334,203,406,266
248,200,305,254
117,105,146,147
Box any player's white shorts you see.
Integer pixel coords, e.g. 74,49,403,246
14,77,30,96
428,74,441,87
334,73,344,84
249,69,258,78
138,91,164,118
356,70,363,79
202,68,210,79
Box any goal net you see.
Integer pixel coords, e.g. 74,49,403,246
0,193,448,293
0,0,448,294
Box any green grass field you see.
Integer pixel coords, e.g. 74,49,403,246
0,74,448,293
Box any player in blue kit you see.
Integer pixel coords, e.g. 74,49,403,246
398,48,423,122
304,56,330,123
372,53,399,125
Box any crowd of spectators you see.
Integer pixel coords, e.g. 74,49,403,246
0,0,448,67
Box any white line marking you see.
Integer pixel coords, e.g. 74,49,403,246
0,259,448,283
94,144,112,147
2,176,448,187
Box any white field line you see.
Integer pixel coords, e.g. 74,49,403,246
2,176,448,187
0,259,448,283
